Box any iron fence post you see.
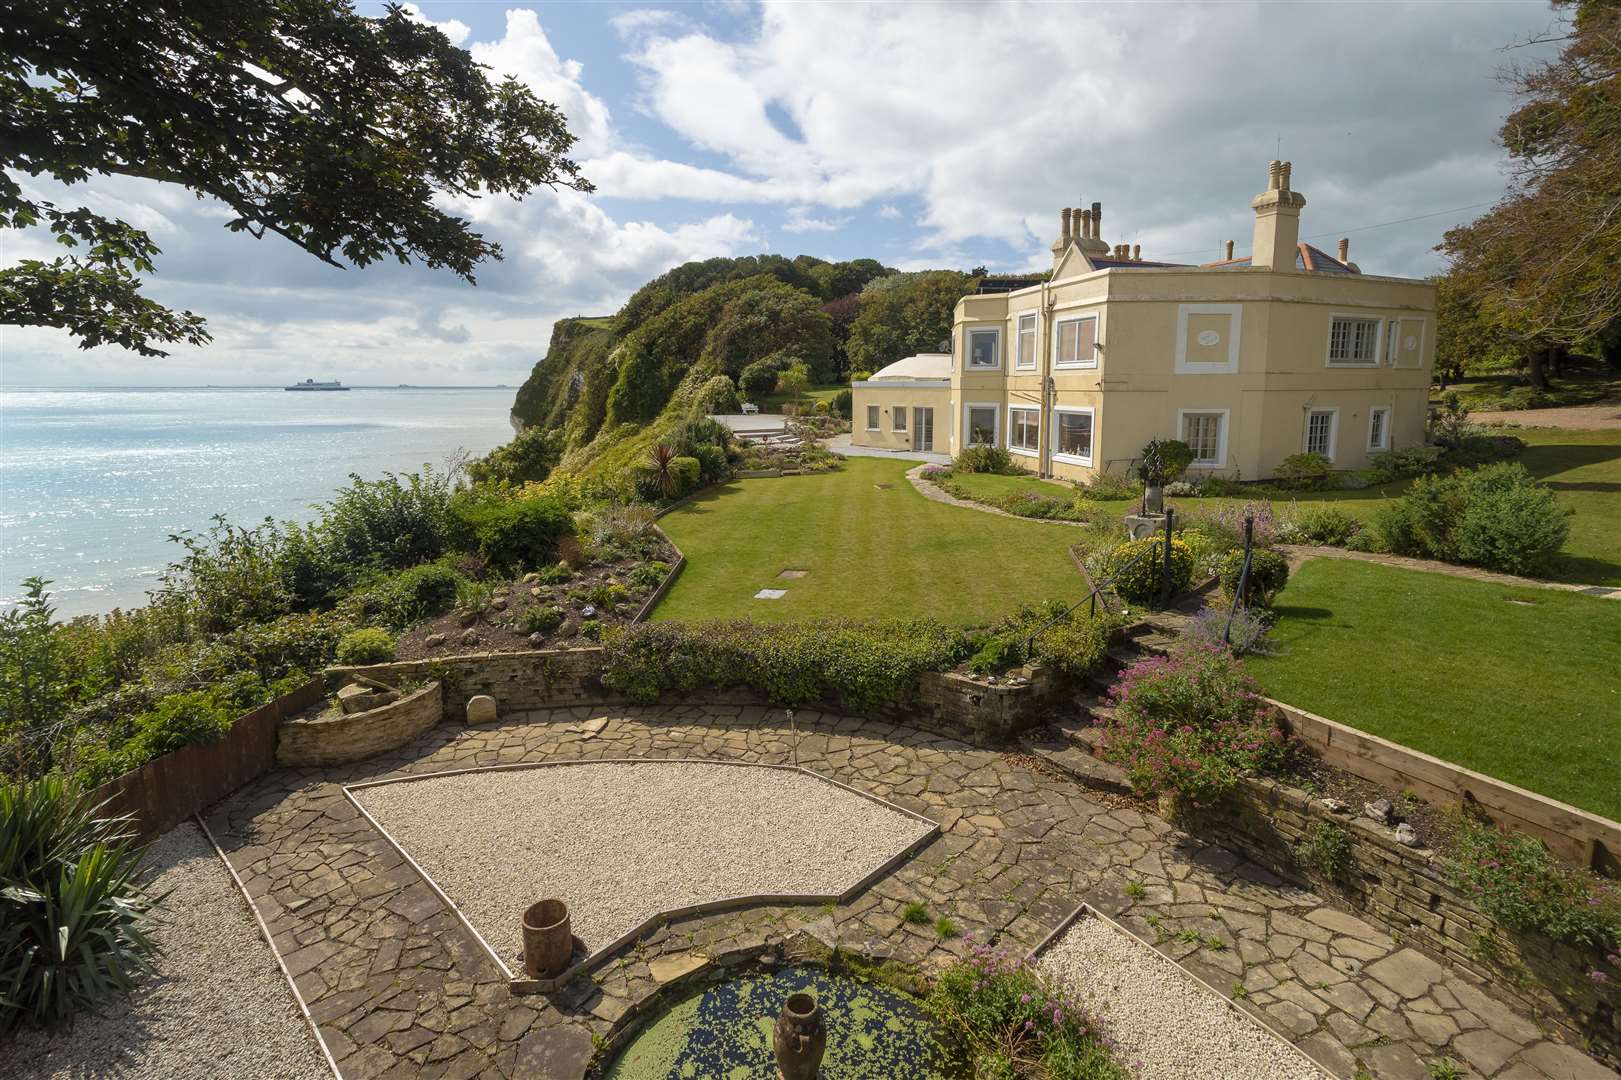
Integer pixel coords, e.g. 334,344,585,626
1160,507,1175,609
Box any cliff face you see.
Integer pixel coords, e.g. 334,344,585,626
510,316,616,439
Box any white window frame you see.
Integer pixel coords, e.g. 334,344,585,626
1007,405,1041,457
892,406,907,432
1051,406,1095,467
1325,313,1383,367
865,404,880,432
966,327,1002,371
1177,408,1230,468
1174,303,1242,374
963,402,1000,447
1368,406,1391,451
1304,407,1339,461
1052,313,1099,370
1015,312,1037,370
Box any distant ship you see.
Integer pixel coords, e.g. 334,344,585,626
284,379,350,391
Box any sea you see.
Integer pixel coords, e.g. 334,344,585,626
0,386,518,618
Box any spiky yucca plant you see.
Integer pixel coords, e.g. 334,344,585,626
0,776,158,1032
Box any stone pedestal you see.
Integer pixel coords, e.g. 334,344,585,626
1123,513,1167,541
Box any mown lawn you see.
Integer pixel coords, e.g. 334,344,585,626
653,457,1089,623
1430,369,1621,411
1246,559,1621,820
752,383,846,414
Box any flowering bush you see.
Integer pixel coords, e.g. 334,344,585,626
927,942,1127,1080
1102,537,1193,603
1101,643,1295,803
1181,604,1274,656
1451,817,1621,951
1182,501,1278,548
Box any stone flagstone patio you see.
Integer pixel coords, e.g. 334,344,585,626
204,704,1618,1080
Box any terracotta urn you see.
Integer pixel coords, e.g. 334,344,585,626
773,991,827,1080
521,898,571,979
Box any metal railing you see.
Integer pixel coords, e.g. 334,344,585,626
1021,541,1159,660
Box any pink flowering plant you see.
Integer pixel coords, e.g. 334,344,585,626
927,941,1128,1079
1452,816,1621,952
1101,642,1295,803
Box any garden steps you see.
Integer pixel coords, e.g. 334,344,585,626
1019,730,1131,794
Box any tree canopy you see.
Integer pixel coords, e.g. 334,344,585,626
1438,0,1620,383
845,270,975,374
0,0,591,356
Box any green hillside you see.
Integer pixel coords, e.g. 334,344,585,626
500,254,979,493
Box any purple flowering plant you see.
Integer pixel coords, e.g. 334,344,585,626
1099,642,1295,803
926,941,1128,1078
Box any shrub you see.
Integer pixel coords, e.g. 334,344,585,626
319,466,461,575
1451,816,1620,950
829,387,852,420
355,562,465,627
669,455,702,496
155,516,293,633
0,777,158,1033
967,633,1026,676
955,444,1014,474
1176,524,1238,579
468,426,564,487
1031,616,1118,681
626,561,670,591
335,628,396,666
1274,452,1334,491
600,619,971,712
1367,445,1444,483
1429,391,1475,448
1218,548,1290,606
928,946,1127,1080
1084,471,1141,500
1277,505,1360,547
521,606,564,635
1181,603,1274,657
1100,644,1295,803
1299,821,1353,880
535,562,573,586
453,492,572,574
1138,438,1193,485
0,578,73,779
1373,463,1568,575
1500,385,1552,411
579,619,603,641
1445,433,1526,469
1101,537,1194,603
582,504,660,559
738,355,787,395
75,685,244,788
690,374,742,416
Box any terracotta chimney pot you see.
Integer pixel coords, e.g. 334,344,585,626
1225,239,1235,260
1132,244,1141,261
1079,209,1092,238
1061,207,1073,243
1268,160,1282,191
1338,237,1350,263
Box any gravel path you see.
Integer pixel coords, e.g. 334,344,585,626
9,822,329,1080
355,761,934,967
1039,914,1329,1080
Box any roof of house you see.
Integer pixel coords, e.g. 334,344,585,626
867,353,952,381
1200,242,1359,274
1087,257,1190,270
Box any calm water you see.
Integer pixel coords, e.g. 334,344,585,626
0,387,516,617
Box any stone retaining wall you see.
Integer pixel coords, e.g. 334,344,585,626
1186,777,1620,1066
326,647,1056,745
278,681,445,767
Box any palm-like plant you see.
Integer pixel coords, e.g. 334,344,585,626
648,444,678,500
0,776,158,1033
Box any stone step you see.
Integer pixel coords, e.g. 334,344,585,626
1020,737,1131,794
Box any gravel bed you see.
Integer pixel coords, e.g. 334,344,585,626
1039,914,1330,1080
354,761,934,966
9,822,329,1080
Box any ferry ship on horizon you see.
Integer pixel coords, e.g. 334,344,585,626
284,379,350,391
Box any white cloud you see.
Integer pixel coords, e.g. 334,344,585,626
399,3,470,46
781,206,847,234
619,0,1555,275
470,9,614,158
877,205,902,220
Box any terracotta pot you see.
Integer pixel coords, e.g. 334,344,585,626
521,899,571,979
773,991,827,1080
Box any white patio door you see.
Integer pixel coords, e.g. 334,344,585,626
913,408,934,451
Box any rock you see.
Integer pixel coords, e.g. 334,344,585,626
558,618,580,638
581,604,597,618
425,632,447,647
336,683,376,714
491,596,508,611
1320,797,1348,814
460,628,479,646
1394,823,1421,847
523,572,540,584
466,695,498,725
458,610,478,628
1363,798,1394,825
530,587,543,599
528,632,546,646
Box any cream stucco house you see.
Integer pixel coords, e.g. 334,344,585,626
850,162,1436,482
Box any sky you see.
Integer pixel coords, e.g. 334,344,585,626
0,0,1564,387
